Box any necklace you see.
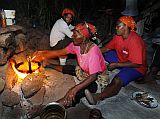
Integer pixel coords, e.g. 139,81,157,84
81,42,93,54
84,43,89,54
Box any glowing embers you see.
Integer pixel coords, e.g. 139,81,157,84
10,59,41,81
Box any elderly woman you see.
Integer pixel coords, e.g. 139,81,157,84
32,22,106,108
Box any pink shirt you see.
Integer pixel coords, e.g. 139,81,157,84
66,43,106,75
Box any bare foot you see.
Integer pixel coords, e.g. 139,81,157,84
85,89,100,105
26,105,44,119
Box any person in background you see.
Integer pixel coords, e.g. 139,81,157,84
145,44,160,83
43,8,75,67
27,22,107,118
84,16,147,105
138,27,160,84
50,8,75,50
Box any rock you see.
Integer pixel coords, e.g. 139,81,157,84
43,69,76,104
0,33,13,48
5,62,18,89
15,33,26,53
1,89,21,107
0,77,5,93
0,25,23,35
26,29,50,50
0,47,7,66
37,35,50,50
21,73,45,98
29,86,46,105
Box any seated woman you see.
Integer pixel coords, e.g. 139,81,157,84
84,16,147,105
27,22,107,118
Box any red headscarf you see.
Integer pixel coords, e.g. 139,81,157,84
62,8,75,17
75,23,96,38
119,16,136,31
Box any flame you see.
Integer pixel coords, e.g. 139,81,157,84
10,59,40,82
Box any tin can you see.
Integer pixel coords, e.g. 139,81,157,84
1,9,7,28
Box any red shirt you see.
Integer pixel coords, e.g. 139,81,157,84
106,31,147,74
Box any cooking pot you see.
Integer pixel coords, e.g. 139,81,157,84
10,59,41,73
40,102,66,119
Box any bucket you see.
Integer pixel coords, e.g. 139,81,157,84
40,102,66,119
4,10,16,25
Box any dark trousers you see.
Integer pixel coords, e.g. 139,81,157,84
50,38,72,50
151,44,160,69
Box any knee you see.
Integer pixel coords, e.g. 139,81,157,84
111,76,123,87
109,76,123,96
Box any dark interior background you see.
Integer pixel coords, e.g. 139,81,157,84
0,0,156,29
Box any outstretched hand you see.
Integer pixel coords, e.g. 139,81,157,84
32,51,45,62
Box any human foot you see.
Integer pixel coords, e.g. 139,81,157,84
85,89,100,105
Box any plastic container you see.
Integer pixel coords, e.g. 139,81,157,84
59,56,67,65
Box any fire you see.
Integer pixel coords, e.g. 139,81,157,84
10,59,40,82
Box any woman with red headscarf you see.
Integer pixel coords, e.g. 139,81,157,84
84,16,147,105
30,22,106,113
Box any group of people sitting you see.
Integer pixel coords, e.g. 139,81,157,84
27,8,160,118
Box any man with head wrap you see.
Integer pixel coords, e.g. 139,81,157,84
30,22,106,112
50,8,75,50
84,16,147,105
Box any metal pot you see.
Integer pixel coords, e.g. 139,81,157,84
40,102,66,119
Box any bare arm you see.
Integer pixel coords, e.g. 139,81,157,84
32,48,68,62
117,62,141,68
100,47,110,53
108,62,141,71
64,73,98,102
75,73,98,92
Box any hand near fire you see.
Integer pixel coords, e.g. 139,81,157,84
32,51,45,62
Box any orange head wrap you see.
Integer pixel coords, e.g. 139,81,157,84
62,8,75,17
119,16,136,31
75,22,96,38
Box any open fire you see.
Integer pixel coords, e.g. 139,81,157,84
9,58,41,82
1,54,75,118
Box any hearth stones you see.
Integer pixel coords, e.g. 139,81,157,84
1,89,21,107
